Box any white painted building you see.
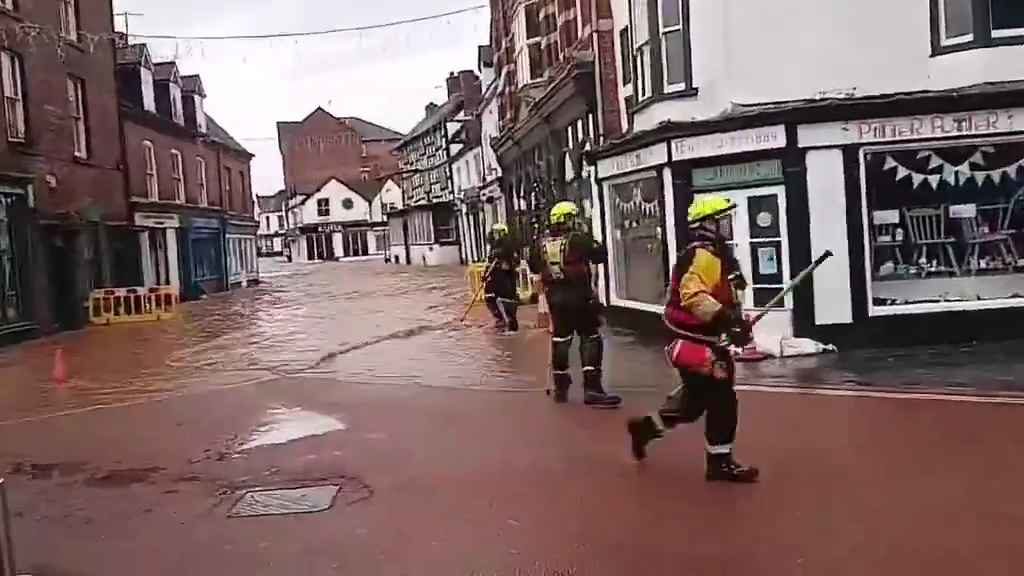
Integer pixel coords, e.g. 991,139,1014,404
256,190,288,256
285,178,389,262
591,0,1024,347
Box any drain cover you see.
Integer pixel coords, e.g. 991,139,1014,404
228,485,340,518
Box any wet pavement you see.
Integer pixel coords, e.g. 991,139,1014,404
0,259,1022,575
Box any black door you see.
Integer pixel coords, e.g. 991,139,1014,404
51,230,81,330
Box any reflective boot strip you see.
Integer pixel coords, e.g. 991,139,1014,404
706,444,733,455
650,412,666,433
552,336,574,343
552,370,572,375
582,366,600,372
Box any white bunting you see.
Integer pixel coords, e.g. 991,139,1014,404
883,156,898,171
916,151,931,160
973,172,988,186
911,173,926,188
993,171,1006,185
927,174,943,189
968,151,986,165
942,166,957,184
928,155,945,170
896,165,910,181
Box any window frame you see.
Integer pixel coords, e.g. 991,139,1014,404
142,140,158,200
169,149,184,203
0,1,15,12
196,156,208,206
932,0,1024,54
658,0,692,93
58,0,79,42
67,76,88,159
1,50,25,143
316,198,330,218
515,0,545,84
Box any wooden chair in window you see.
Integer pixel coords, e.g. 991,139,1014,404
959,214,1019,274
904,207,960,277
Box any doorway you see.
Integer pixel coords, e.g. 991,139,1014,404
306,233,334,261
713,185,791,312
343,230,368,257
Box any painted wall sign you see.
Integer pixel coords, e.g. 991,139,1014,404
317,223,349,233
672,125,787,160
191,217,221,230
798,108,1024,147
134,212,180,228
596,143,668,179
692,159,784,190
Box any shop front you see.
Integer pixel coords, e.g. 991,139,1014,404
594,84,1024,347
226,219,259,287
0,183,32,339
798,104,1024,346
182,215,225,300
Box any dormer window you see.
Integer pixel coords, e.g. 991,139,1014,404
169,83,183,125
193,95,207,133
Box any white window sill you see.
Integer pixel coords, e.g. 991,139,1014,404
870,298,1024,317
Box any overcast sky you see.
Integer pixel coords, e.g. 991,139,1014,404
112,0,489,196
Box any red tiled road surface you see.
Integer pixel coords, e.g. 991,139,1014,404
0,261,1021,576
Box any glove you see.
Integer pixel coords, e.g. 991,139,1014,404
722,308,754,347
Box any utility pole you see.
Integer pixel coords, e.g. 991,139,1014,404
113,12,144,37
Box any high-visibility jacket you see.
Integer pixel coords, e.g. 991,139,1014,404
665,241,742,339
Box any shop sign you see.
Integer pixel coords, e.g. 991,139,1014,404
672,125,787,160
692,160,784,190
134,212,180,228
798,108,1024,147
317,223,347,233
596,143,668,179
191,217,221,230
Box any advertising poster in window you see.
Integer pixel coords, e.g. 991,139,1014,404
864,141,1024,309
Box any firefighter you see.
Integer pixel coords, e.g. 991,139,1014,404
484,223,521,332
533,201,621,409
626,195,759,482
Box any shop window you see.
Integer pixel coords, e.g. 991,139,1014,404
608,173,666,305
864,141,1024,311
0,194,21,326
934,0,1024,52
409,210,434,244
192,236,221,282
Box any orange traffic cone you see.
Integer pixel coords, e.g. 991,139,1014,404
52,347,69,384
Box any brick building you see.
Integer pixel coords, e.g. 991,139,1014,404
0,0,132,341
489,0,623,244
117,42,257,301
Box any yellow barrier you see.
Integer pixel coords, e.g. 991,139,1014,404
89,286,179,326
466,262,539,304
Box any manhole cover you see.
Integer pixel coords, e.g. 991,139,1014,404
228,485,340,518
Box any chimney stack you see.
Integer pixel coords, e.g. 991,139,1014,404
446,72,461,99
458,70,482,115
425,102,440,117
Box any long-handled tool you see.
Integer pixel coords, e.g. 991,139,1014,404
662,250,834,341
460,260,498,323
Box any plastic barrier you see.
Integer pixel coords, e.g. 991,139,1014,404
466,263,489,297
88,286,179,326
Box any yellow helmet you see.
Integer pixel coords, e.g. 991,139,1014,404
550,201,579,226
688,195,736,227
491,223,509,236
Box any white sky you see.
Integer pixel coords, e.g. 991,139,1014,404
112,0,490,196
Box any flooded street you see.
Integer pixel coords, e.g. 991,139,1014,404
0,260,1022,575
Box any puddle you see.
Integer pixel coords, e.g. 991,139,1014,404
84,467,165,488
240,407,347,450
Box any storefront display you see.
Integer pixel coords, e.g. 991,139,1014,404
864,139,1024,309
608,173,666,305
0,194,22,327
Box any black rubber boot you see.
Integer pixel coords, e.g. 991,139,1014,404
627,416,663,461
583,370,622,409
706,453,760,483
550,374,571,404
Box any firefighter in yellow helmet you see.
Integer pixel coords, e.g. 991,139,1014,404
627,194,759,482
484,223,521,332
530,201,621,408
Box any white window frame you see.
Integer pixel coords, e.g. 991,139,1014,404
59,0,79,41
631,0,653,101
859,134,1024,317
317,198,330,218
196,156,208,206
0,1,14,11
515,0,544,85
1,50,25,142
143,140,158,200
991,0,1024,38
170,150,184,203
658,0,690,93
938,0,976,46
67,76,87,159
